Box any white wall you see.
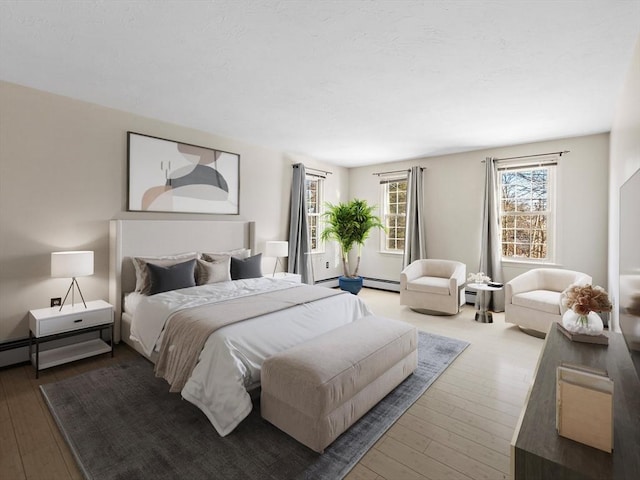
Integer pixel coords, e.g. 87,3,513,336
609,37,640,331
348,133,610,287
0,81,344,342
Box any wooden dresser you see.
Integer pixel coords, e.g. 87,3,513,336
511,326,640,479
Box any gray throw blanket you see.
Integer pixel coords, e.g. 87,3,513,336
155,285,345,392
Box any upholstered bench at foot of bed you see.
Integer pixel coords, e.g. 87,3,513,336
260,315,418,453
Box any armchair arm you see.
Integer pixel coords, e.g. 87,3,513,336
505,270,539,307
506,270,539,296
400,260,425,289
448,263,466,295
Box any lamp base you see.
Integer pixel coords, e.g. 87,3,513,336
272,257,284,277
60,277,88,311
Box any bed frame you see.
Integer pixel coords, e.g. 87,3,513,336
109,219,256,345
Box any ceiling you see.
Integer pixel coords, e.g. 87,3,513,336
1,1,638,167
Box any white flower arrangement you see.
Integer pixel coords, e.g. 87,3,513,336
467,272,491,284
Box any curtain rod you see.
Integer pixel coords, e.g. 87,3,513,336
305,166,333,176
483,150,570,162
372,167,424,176
293,164,333,176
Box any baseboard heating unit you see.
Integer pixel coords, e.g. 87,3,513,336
465,289,477,305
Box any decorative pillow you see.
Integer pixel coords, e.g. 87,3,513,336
201,248,251,263
195,257,231,285
147,259,197,296
230,253,263,280
132,252,198,295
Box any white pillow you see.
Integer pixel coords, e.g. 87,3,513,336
201,248,251,262
132,252,198,295
196,257,231,285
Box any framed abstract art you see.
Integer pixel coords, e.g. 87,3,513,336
127,132,240,214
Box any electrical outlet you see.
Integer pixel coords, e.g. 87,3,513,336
325,261,329,269
51,297,62,307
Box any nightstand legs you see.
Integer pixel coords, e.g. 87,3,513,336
29,324,113,378
29,331,41,379
100,324,115,357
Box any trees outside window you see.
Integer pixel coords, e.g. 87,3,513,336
305,175,324,252
498,164,555,261
380,178,407,252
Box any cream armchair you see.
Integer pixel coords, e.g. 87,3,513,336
400,259,466,315
505,268,592,335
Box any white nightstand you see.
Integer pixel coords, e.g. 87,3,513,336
28,299,114,377
269,272,302,283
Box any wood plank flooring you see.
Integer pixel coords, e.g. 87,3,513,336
0,289,543,479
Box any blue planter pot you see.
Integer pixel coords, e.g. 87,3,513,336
339,276,363,295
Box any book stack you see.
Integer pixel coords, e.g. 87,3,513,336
556,362,614,452
556,322,609,345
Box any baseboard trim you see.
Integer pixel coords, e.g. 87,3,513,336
363,278,400,292
0,337,30,352
314,277,340,288
0,337,31,369
465,289,478,305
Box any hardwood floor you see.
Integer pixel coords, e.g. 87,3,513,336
0,289,543,480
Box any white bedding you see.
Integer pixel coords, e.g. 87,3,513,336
131,277,296,357
123,291,145,315
129,277,372,436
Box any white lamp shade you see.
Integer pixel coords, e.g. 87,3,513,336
51,251,94,278
265,241,289,258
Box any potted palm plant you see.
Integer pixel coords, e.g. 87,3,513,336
321,198,385,294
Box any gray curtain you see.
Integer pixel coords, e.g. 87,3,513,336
402,166,427,269
479,157,504,311
288,163,312,284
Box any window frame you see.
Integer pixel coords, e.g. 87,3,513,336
379,175,408,254
497,160,557,264
305,174,325,254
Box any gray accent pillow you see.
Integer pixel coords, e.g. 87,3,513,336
196,257,231,285
132,252,198,295
231,253,263,280
147,259,197,295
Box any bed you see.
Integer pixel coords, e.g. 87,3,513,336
108,220,372,436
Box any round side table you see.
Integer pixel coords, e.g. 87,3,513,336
467,283,503,323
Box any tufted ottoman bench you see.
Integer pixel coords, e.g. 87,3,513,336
260,315,418,453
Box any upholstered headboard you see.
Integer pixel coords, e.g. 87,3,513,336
109,219,256,342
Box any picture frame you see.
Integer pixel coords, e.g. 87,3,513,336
127,132,240,214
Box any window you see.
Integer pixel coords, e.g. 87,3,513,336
380,177,408,252
498,162,556,262
305,175,324,252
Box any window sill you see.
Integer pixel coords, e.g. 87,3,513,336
378,251,403,256
501,259,562,268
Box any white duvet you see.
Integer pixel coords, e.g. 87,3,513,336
129,277,372,436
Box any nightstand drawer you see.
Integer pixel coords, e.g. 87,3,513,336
37,309,111,336
29,300,113,338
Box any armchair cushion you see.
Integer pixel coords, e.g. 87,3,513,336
511,290,561,315
406,276,450,296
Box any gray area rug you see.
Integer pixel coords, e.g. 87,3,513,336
41,331,468,480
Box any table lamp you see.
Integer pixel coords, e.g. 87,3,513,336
51,251,94,310
265,241,288,277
